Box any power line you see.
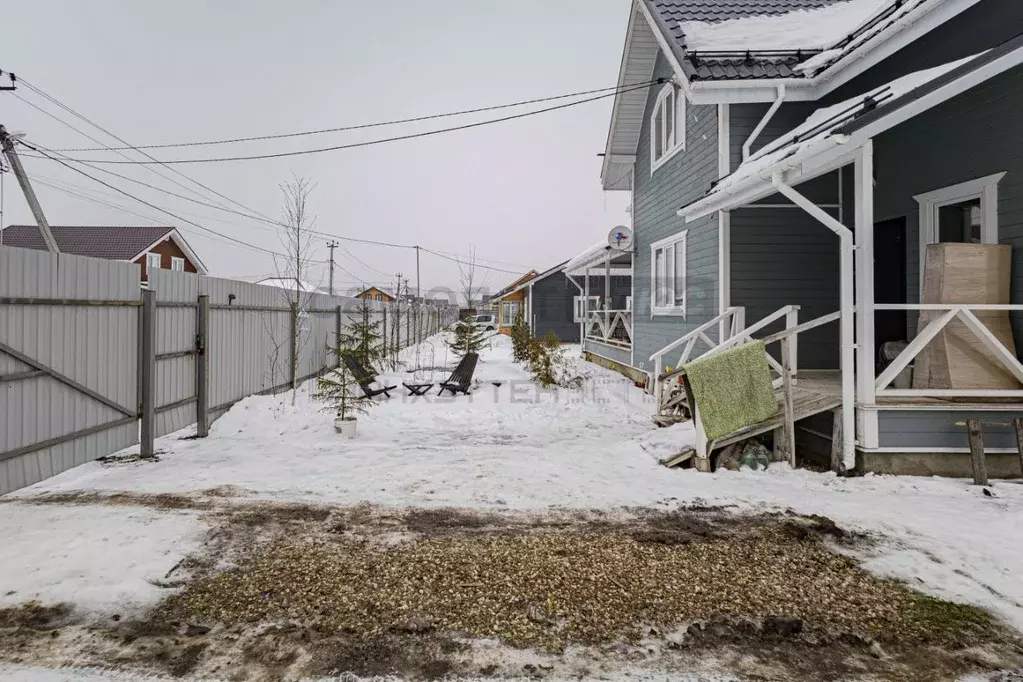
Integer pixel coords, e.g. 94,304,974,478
43,82,658,152
21,80,660,165
11,89,238,212
16,78,273,220
20,141,290,257
21,140,530,273
419,247,520,275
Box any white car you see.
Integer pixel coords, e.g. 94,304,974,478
472,313,497,332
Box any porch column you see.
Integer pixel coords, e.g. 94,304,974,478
605,251,612,333
584,267,590,343
855,141,877,407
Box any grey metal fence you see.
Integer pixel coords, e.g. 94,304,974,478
1,246,456,495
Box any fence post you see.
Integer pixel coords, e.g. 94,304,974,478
382,305,388,364
290,302,298,391
335,305,342,368
139,289,156,457
196,294,210,438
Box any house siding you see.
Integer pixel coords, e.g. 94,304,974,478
530,272,581,342
134,239,198,282
728,103,842,369
871,61,1023,354
632,51,719,375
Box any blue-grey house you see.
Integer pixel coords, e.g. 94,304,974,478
589,0,1023,476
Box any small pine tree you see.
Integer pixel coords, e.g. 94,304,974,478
447,317,487,357
313,353,374,421
340,297,384,372
527,331,566,388
510,314,532,362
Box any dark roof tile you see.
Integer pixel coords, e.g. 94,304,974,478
645,0,846,80
0,225,175,260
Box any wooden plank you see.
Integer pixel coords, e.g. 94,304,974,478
781,337,796,467
830,407,843,473
966,419,988,486
1015,418,1023,481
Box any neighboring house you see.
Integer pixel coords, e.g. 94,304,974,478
491,270,539,334
356,286,396,303
564,241,635,374
0,225,206,281
594,0,1023,475
494,261,594,342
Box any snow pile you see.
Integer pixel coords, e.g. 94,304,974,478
0,504,204,614
5,333,1023,636
680,0,888,52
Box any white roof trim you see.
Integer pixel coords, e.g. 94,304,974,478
682,41,1023,220
130,228,208,274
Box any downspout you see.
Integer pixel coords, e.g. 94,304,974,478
771,173,856,471
743,85,786,161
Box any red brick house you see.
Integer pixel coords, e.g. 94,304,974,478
0,225,207,281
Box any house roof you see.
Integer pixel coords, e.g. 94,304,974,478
2,225,175,260
646,0,843,80
356,286,394,298
682,35,1023,219
0,224,208,274
257,277,321,294
492,270,539,299
498,261,571,299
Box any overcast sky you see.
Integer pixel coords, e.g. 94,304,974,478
1,0,632,298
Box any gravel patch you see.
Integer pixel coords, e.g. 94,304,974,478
166,522,995,652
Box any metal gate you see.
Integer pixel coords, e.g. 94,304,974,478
0,248,140,494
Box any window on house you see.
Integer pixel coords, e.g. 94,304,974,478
914,172,1005,283
650,83,686,173
649,231,687,317
573,296,601,323
146,252,162,271
501,301,522,326
170,256,185,271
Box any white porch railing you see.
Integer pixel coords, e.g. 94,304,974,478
650,305,842,416
585,309,632,349
872,303,1023,400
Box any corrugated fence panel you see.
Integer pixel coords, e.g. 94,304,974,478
201,277,292,418
150,270,200,438
0,247,139,496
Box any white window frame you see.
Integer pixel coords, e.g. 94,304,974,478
914,172,1005,285
649,230,688,318
573,295,601,323
500,300,522,327
146,252,162,271
170,256,185,272
625,295,632,312
649,83,686,175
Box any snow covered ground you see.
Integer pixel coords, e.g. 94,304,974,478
2,333,1023,680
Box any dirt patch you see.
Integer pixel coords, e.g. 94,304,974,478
1,505,1020,681
0,603,75,630
14,490,209,511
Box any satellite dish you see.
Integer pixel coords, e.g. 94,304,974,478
607,226,633,252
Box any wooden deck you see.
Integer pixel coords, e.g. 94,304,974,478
713,370,842,449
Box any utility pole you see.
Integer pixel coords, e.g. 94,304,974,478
327,240,338,296
0,125,59,253
414,245,421,301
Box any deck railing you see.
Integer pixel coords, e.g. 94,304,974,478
650,305,842,419
585,309,632,349
872,303,1023,400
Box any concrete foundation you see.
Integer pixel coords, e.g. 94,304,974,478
857,450,1023,479
583,351,649,388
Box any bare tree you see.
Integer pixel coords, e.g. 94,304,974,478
458,247,489,311
272,174,320,404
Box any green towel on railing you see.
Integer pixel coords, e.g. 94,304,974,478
683,341,779,441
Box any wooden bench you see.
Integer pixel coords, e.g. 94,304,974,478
342,353,396,399
438,352,478,396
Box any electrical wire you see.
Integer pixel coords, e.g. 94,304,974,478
21,80,659,165
44,82,661,152
419,247,519,275
16,78,273,219
21,141,290,257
